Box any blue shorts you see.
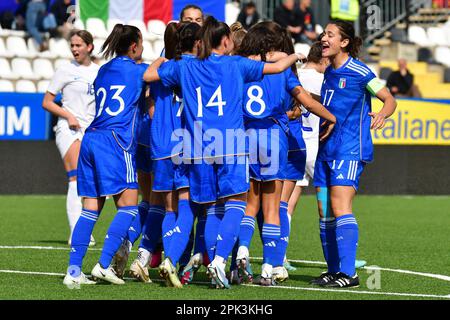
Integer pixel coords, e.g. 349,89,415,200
284,149,306,181
78,130,138,197
152,154,189,192
136,144,152,174
314,160,366,191
248,123,288,181
188,155,249,204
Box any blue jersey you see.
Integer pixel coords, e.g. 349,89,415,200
89,56,149,153
243,68,300,123
318,57,376,162
158,54,265,159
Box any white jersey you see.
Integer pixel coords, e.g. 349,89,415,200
47,60,99,129
298,66,323,142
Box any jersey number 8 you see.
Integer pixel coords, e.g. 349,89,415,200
96,85,126,118
245,85,266,116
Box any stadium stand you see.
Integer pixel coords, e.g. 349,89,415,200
0,79,14,92
15,79,37,93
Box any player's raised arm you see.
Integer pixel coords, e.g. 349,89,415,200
291,85,336,141
262,53,303,74
368,86,397,130
143,57,166,82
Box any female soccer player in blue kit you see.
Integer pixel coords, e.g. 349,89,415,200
143,16,304,289
311,20,396,288
235,21,336,286
63,24,162,286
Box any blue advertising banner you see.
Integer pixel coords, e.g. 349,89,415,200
0,93,51,141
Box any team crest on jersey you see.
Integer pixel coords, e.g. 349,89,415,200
339,78,346,89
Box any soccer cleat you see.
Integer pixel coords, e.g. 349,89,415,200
236,246,253,283
283,258,297,271
355,259,367,269
230,269,241,285
323,272,360,288
310,272,337,286
63,272,96,288
91,263,125,285
149,248,162,268
159,258,183,288
180,252,203,285
272,266,289,283
259,263,276,286
129,259,152,283
207,260,230,289
112,241,130,279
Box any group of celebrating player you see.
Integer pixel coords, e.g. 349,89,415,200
42,4,396,290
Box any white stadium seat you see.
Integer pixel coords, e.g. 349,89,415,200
0,58,19,80
27,38,57,59
92,38,105,58
408,25,431,46
54,58,71,70
0,38,14,58
107,18,124,33
147,19,166,41
315,24,324,35
86,17,108,38
11,58,40,80
152,40,165,58
33,58,55,79
225,2,240,26
142,40,157,61
435,46,450,67
128,19,151,40
72,19,85,31
6,36,36,58
37,80,51,93
445,26,450,46
15,80,37,93
294,43,311,57
0,79,15,92
427,27,447,46
49,38,72,59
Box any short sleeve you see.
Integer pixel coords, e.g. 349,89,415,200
237,56,265,83
286,69,301,92
157,60,180,88
47,67,67,95
360,67,377,89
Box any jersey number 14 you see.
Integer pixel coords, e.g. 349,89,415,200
196,85,226,117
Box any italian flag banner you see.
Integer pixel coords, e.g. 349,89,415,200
78,0,225,24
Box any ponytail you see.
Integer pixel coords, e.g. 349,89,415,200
164,22,179,60
101,24,142,59
198,16,231,60
174,22,201,60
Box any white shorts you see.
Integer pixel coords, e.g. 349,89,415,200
54,118,84,159
296,138,318,187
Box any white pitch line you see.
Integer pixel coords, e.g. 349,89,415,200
252,257,450,282
2,246,450,283
0,269,448,300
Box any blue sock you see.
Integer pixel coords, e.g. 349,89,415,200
215,201,246,260
278,201,290,266
262,223,281,266
139,205,165,253
256,207,264,243
99,206,138,268
166,199,195,265
179,227,194,266
229,241,239,271
238,215,256,248
162,210,176,252
204,204,224,262
69,209,100,269
336,214,359,277
194,214,207,255
320,218,340,273
127,201,149,245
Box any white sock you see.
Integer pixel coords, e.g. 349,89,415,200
214,256,225,265
137,248,151,266
287,213,292,231
67,180,82,235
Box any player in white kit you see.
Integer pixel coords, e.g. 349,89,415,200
42,30,100,246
